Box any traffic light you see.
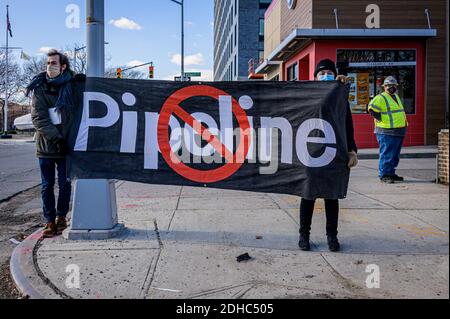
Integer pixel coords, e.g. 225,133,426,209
149,65,154,79
116,68,122,79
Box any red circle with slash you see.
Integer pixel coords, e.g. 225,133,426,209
157,85,250,183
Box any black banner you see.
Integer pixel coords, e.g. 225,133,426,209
67,78,351,199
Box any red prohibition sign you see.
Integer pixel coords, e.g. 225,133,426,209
157,85,251,183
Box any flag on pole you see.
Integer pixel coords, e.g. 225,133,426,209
7,6,13,37
20,51,31,61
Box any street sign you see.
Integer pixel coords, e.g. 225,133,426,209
184,72,201,77
174,76,191,82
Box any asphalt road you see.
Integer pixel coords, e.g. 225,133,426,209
0,138,41,202
0,137,43,299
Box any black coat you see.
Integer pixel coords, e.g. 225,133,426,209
346,102,358,153
31,74,85,158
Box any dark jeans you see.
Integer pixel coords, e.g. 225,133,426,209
300,198,339,237
38,158,72,223
376,133,404,177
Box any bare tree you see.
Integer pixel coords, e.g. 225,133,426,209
0,50,24,98
65,43,146,79
22,55,47,85
104,66,146,79
0,50,27,118
64,43,87,74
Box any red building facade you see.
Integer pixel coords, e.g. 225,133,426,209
256,0,448,148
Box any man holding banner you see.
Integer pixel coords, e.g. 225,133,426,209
28,50,85,238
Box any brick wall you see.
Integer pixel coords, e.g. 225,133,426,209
0,100,31,132
438,129,449,185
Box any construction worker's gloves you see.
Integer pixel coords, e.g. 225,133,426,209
348,151,358,168
336,75,351,85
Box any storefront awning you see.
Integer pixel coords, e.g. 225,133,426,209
255,60,282,74
266,28,437,63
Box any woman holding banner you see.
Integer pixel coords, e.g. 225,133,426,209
298,59,358,252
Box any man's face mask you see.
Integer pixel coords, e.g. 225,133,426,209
318,72,335,81
387,86,397,95
47,64,62,79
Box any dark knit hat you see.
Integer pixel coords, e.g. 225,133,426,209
314,59,337,78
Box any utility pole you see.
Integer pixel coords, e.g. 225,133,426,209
170,0,184,81
181,0,184,82
1,5,11,139
86,0,104,78
65,0,123,240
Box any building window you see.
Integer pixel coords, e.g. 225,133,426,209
234,24,237,47
231,33,233,53
231,7,233,25
231,61,234,79
287,63,298,81
337,49,417,114
234,54,237,78
259,19,264,36
235,0,237,15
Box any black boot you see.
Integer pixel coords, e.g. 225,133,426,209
391,174,404,182
327,235,340,252
380,176,395,184
299,199,314,251
298,233,310,251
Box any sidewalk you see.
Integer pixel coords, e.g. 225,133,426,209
0,134,34,143
358,145,438,159
10,158,449,299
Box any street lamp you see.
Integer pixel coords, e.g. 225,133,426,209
66,0,123,241
170,0,184,81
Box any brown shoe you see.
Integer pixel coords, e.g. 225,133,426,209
55,216,68,235
42,222,57,238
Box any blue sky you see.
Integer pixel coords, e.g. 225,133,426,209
1,0,214,80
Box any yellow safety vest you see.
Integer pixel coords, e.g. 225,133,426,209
368,92,408,129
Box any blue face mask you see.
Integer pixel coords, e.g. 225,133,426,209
318,74,335,81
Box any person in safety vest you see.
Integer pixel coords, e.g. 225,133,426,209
298,59,358,253
368,76,407,184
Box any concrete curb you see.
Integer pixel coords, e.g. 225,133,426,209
9,229,60,299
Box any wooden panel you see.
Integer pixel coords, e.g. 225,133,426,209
312,0,439,29
264,0,282,59
280,0,313,41
423,1,447,144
